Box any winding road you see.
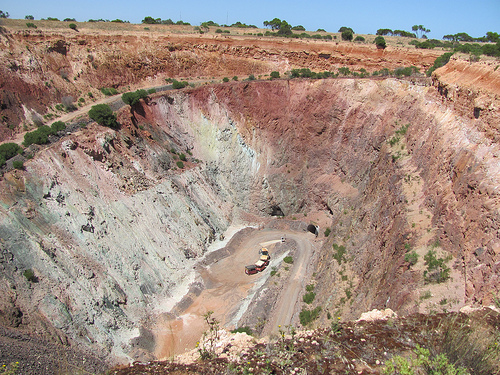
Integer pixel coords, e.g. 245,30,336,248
154,227,317,358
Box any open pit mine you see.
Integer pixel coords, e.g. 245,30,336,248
0,22,499,374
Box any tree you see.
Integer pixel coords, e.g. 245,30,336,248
270,71,280,79
142,16,158,24
277,20,292,36
25,15,34,20
0,143,22,161
412,25,430,38
354,36,365,42
0,10,9,18
263,18,282,31
338,26,354,33
374,36,387,49
376,28,393,36
292,25,305,31
69,23,77,30
88,104,118,129
341,29,353,41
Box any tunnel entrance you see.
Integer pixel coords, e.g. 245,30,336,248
270,205,285,217
307,224,319,237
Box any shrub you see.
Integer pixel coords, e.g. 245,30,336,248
374,36,387,49
178,153,187,161
223,77,229,82
333,243,346,264
354,36,365,42
88,104,118,129
100,87,118,96
283,256,293,264
12,160,24,170
26,22,37,28
172,80,189,89
23,269,37,282
423,249,451,283
232,76,238,81
299,306,321,326
303,292,316,304
0,155,5,167
341,29,353,41
324,227,331,237
426,52,454,77
215,29,223,33
69,23,77,30
405,251,419,266
51,121,66,133
23,125,54,146
176,161,184,169
270,71,280,79
122,89,148,106
231,326,253,335
0,143,22,161
247,74,256,81
148,88,156,94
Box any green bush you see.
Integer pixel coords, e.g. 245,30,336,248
215,29,223,33
423,249,451,283
148,88,156,94
69,23,77,30
426,52,454,77
176,161,184,169
332,243,346,264
178,153,187,161
247,74,256,81
299,306,321,326
0,143,22,161
354,36,365,42
324,228,331,237
231,326,253,335
283,256,293,264
303,292,316,304
405,251,419,266
122,89,148,106
374,36,387,49
23,125,54,146
270,71,280,79
232,76,238,81
51,121,66,133
88,104,118,129
26,22,37,28
12,160,24,170
23,269,37,282
0,155,5,167
223,77,229,82
172,80,189,89
341,29,353,41
100,87,118,96
306,284,315,292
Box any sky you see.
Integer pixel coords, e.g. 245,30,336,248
1,0,499,39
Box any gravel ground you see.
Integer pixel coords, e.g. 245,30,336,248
0,326,108,375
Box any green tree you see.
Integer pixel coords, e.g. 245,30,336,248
263,18,282,31
88,104,118,129
354,36,365,42
292,25,305,31
69,23,77,30
277,21,292,36
341,29,353,41
338,26,354,33
0,143,22,161
142,16,158,24
374,35,387,49
412,25,430,38
25,15,34,20
376,28,393,36
0,10,9,18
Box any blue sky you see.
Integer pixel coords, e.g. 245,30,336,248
1,0,499,39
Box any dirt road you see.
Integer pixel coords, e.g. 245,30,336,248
154,226,317,359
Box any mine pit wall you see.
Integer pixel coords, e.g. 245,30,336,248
0,77,499,361
150,79,499,318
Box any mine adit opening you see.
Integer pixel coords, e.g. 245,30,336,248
307,224,319,236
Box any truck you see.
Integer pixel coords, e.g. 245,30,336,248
245,248,271,274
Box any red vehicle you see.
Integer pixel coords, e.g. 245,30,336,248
245,265,258,275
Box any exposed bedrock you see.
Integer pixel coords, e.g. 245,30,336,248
0,78,498,362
